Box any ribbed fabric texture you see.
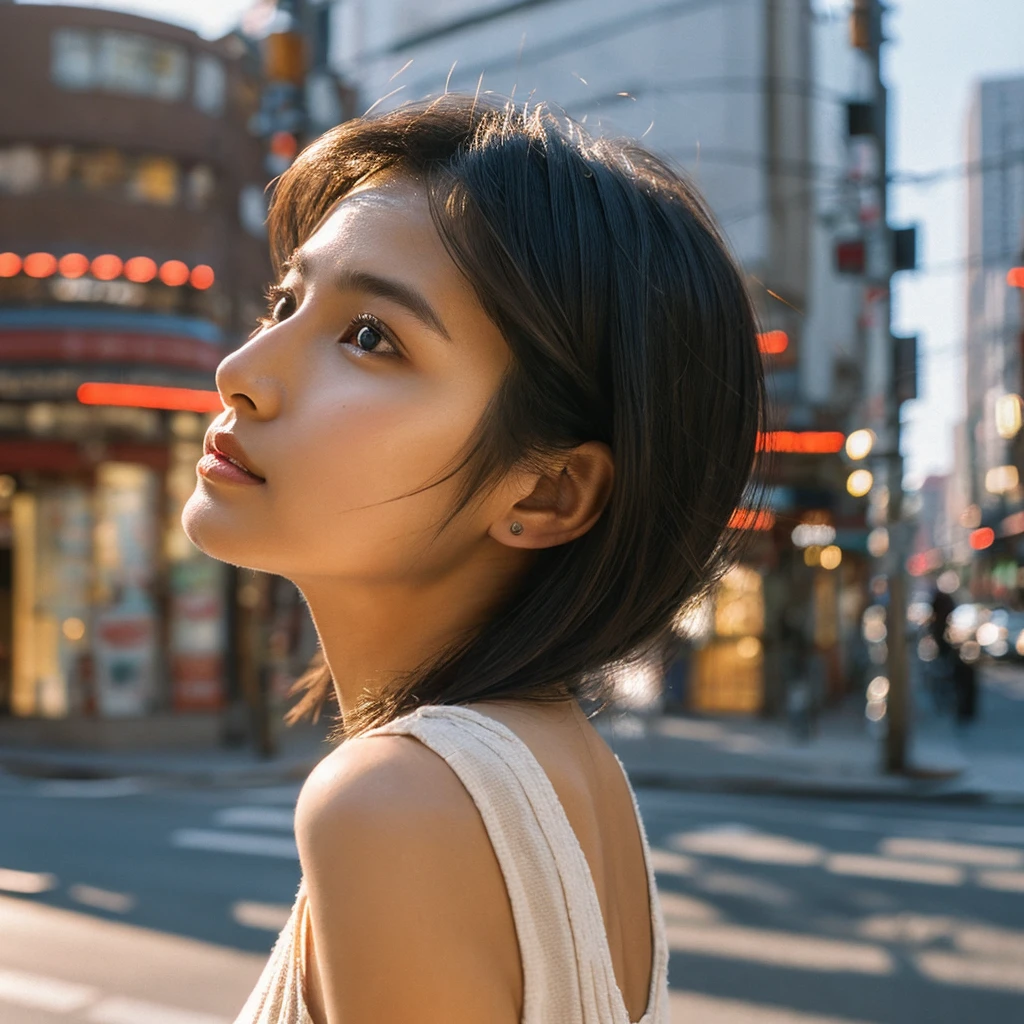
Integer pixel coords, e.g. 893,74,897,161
233,704,669,1024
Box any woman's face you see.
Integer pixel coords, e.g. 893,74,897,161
181,173,515,585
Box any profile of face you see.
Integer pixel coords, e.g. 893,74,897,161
182,173,524,588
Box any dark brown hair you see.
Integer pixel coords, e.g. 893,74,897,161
271,94,767,740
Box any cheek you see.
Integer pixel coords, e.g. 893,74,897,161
264,374,492,570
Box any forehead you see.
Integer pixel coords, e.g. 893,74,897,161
297,173,445,275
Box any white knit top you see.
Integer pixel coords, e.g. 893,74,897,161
233,704,670,1024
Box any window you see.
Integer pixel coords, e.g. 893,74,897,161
98,32,187,102
51,28,188,103
193,54,226,116
51,28,96,90
79,149,126,192
130,157,180,205
185,164,216,209
0,146,45,195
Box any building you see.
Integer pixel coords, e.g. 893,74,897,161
324,0,875,714
963,76,1024,602
0,4,275,745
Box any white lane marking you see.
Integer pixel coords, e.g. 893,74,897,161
0,866,57,894
915,950,1024,994
234,785,303,804
34,778,152,798
69,883,136,913
0,967,98,1012
671,827,824,866
825,854,964,886
638,794,1024,847
669,989,878,1024
977,869,1024,892
171,828,298,859
665,921,893,975
879,837,1023,867
232,900,293,931
87,995,231,1024
214,806,295,830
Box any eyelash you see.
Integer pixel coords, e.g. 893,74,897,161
255,284,401,357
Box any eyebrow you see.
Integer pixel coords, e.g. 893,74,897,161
286,250,453,343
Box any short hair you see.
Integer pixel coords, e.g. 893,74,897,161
271,94,767,739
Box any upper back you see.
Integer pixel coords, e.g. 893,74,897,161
460,699,656,1021
296,698,667,1024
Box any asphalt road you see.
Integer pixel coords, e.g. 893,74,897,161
1,772,1022,1023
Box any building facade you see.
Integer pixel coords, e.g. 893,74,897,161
0,5,274,740
963,76,1024,602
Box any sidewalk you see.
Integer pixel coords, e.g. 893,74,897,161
1,669,1021,802
0,718,334,788
600,665,1024,805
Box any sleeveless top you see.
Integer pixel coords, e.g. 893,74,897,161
232,704,670,1024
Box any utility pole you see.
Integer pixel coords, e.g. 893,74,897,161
855,0,910,771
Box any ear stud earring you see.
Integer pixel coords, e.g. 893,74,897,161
509,521,524,535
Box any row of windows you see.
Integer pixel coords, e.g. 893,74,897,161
52,28,227,115
0,144,216,209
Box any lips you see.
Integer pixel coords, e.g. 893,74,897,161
204,429,265,481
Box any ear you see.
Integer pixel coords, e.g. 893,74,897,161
488,441,615,549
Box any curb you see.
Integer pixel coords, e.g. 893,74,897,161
0,752,323,788
623,769,1024,807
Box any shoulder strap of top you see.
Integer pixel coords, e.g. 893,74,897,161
361,704,668,1024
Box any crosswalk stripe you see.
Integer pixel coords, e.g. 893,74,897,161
232,900,293,931
213,806,295,830
171,828,298,859
0,967,98,1012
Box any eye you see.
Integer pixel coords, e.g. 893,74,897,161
341,314,400,357
257,284,296,331
271,292,295,321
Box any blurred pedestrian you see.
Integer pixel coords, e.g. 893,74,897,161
928,587,956,713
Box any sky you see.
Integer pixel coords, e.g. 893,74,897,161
20,0,1024,489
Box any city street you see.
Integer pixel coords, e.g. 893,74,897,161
2,774,1023,1023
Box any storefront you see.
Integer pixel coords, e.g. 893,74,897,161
0,401,228,726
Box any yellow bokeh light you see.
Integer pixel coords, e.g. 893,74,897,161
995,393,1023,440
847,469,874,497
736,636,762,659
845,429,875,460
804,545,821,566
61,617,86,641
820,545,842,570
867,527,889,557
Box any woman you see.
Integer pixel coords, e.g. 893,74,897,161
183,94,765,1024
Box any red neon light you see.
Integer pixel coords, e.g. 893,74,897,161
757,330,788,355
124,256,158,283
159,260,190,287
0,252,21,278
189,264,215,290
77,383,223,413
906,553,929,576
728,508,776,531
91,254,123,281
1008,267,1024,289
270,131,299,159
24,252,58,278
756,431,846,453
970,527,995,551
58,253,90,278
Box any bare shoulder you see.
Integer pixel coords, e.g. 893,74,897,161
295,731,521,1024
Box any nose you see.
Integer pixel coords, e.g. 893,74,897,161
214,325,287,421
